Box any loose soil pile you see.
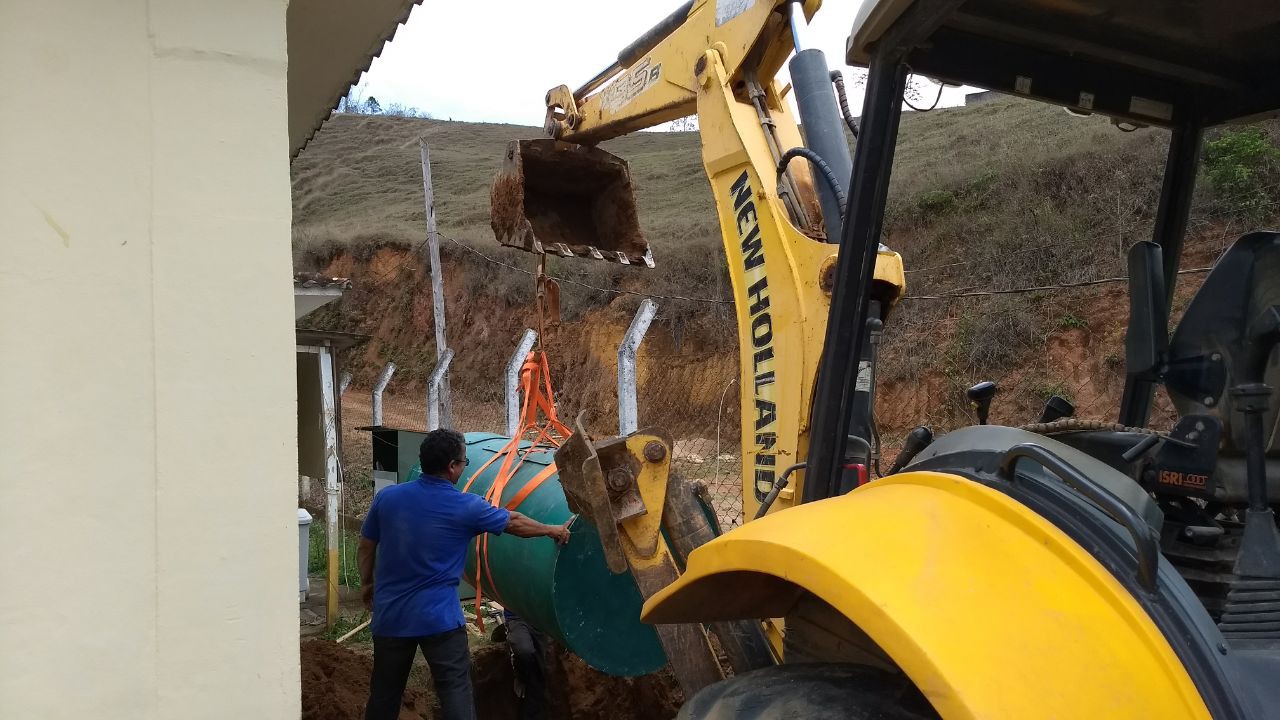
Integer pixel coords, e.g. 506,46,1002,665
301,640,433,720
300,638,681,720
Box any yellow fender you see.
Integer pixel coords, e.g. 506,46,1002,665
642,471,1212,719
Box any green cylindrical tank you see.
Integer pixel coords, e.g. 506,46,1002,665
412,432,666,676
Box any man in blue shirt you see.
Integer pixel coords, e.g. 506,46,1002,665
358,429,571,720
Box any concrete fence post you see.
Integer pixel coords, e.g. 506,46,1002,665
371,362,397,427
506,329,539,436
338,371,352,396
316,349,341,630
420,141,453,430
618,299,658,435
427,348,455,431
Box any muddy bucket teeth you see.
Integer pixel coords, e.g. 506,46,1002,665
490,139,654,268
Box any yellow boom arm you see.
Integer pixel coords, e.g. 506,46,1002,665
542,0,904,517
545,0,808,144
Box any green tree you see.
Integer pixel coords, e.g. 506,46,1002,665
1203,128,1280,221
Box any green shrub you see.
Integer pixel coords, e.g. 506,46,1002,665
1057,313,1088,330
308,524,363,588
1203,128,1280,221
964,168,1000,196
915,189,958,216
1033,381,1073,403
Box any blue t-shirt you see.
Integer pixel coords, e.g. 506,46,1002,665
361,475,510,637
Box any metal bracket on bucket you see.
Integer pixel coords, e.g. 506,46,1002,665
490,139,655,268
554,412,724,696
557,412,632,573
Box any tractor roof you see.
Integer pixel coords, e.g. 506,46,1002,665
847,0,1280,127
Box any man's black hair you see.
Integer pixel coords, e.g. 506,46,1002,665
418,429,466,475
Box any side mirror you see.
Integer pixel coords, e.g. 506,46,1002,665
1126,241,1169,377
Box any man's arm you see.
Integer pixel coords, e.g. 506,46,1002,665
506,511,572,544
358,536,377,610
358,493,383,611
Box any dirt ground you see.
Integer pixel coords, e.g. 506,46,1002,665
302,640,433,720
301,638,681,720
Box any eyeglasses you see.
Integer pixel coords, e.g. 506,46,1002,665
453,457,470,467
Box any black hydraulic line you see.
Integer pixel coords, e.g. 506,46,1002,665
903,80,944,112
755,463,807,520
837,305,881,494
777,147,847,220
829,70,859,138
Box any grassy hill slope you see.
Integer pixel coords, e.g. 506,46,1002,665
293,97,1280,445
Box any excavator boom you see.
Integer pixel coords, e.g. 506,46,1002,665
491,0,905,518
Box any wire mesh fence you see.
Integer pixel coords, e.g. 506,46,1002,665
637,345,745,530
617,275,1208,530
873,283,1180,460
332,277,1204,534
330,228,1227,535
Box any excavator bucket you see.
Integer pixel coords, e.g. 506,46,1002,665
491,139,653,267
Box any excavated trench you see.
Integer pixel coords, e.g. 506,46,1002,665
301,639,681,720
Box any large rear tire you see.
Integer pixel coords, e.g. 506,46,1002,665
677,663,938,720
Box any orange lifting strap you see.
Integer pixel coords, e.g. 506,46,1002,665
460,350,573,630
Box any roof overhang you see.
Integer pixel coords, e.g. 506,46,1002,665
847,0,1280,128
294,273,351,320
295,287,345,320
295,328,368,350
287,0,423,158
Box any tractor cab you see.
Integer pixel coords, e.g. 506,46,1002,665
798,0,1280,715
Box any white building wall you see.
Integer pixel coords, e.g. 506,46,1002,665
0,1,299,717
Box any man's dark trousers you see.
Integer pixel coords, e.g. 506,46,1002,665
365,627,473,720
506,615,547,720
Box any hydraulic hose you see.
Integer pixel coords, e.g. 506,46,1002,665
829,70,859,138
755,463,807,520
777,147,847,222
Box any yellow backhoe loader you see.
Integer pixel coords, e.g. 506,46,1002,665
491,0,1280,716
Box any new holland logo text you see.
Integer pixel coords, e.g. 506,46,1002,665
729,171,777,501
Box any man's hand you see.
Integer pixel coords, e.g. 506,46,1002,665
547,519,572,545
507,510,574,544
361,583,374,611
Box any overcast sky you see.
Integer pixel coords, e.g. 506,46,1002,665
356,0,969,127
